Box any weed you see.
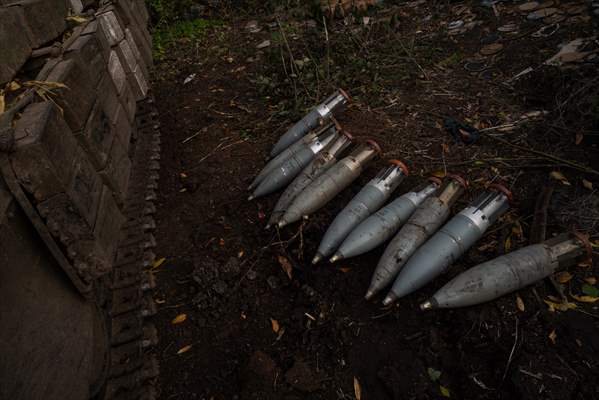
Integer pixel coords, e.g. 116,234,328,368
152,19,223,60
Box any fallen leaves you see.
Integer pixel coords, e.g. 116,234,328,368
516,295,525,312
440,385,451,397
549,171,571,186
353,377,362,400
171,314,187,324
544,298,577,312
277,255,293,280
571,294,599,303
582,283,599,297
177,344,193,355
582,179,593,190
556,271,573,284
549,329,557,344
270,318,280,334
151,257,166,271
584,276,597,285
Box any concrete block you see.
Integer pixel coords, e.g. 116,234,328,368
97,10,124,46
46,59,95,132
81,19,111,57
75,100,115,170
108,50,127,95
0,7,32,84
94,185,125,261
98,71,121,125
11,102,79,202
99,136,131,206
64,33,106,87
18,0,68,48
112,103,132,150
66,144,103,226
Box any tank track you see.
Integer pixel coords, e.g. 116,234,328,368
101,96,160,400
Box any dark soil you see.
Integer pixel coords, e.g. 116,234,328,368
151,2,599,399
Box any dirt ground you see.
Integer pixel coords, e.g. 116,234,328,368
150,1,599,399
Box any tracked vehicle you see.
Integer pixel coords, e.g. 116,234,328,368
0,1,160,398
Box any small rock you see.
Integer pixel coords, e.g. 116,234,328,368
256,40,271,49
212,279,228,295
267,275,280,290
302,284,317,298
246,269,257,280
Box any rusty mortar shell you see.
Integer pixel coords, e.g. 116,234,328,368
266,129,354,229
269,89,351,158
249,125,339,200
365,174,468,301
331,177,442,263
248,122,335,191
278,140,381,229
383,183,512,306
421,232,592,310
312,159,409,264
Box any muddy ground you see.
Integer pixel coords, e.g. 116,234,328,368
150,1,599,399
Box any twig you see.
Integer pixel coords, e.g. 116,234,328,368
190,139,247,168
488,135,599,176
276,16,298,105
501,317,519,385
322,15,330,82
181,130,202,144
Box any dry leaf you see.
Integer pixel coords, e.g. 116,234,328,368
219,238,225,246
238,249,245,258
0,91,4,115
270,318,280,333
171,314,187,324
556,271,573,284
549,329,557,344
584,276,597,285
353,377,362,400
575,132,584,145
277,255,293,280
550,171,571,185
177,344,192,354
7,81,21,91
339,267,351,273
441,143,450,154
180,172,188,178
516,295,525,312
155,298,166,304
66,15,88,24
582,179,593,190
431,170,446,178
571,294,599,303
440,385,451,397
544,299,577,312
151,257,166,270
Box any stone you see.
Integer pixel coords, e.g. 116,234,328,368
64,33,107,87
0,7,31,84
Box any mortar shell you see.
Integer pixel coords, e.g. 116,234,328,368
269,89,350,158
313,159,409,264
332,178,441,262
421,232,591,309
278,140,381,228
383,184,512,305
250,127,338,200
267,129,354,228
365,175,467,300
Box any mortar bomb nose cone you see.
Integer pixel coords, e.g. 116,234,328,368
329,253,343,263
364,289,375,301
247,195,255,201
382,294,397,306
311,253,324,265
420,300,434,311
